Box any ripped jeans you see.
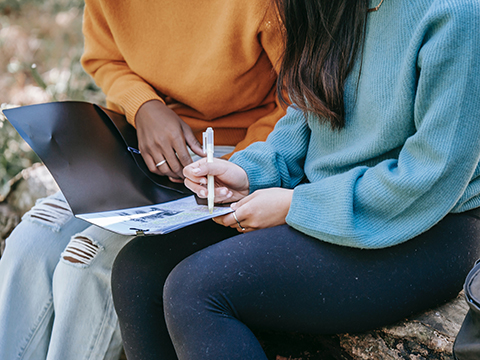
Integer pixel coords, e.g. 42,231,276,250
0,192,133,360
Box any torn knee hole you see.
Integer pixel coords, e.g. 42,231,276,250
63,236,99,265
28,199,72,225
42,202,69,211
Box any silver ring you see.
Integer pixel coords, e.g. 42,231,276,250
155,160,167,167
233,211,246,231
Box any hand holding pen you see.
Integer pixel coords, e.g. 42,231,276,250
183,158,292,233
183,152,250,207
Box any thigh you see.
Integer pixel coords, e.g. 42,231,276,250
112,219,239,304
112,219,240,360
169,211,480,335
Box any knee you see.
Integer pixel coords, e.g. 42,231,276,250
164,258,204,335
60,235,102,266
2,220,37,260
111,238,143,290
164,252,205,300
19,194,73,232
111,237,161,311
164,253,237,326
3,194,74,258
59,225,130,268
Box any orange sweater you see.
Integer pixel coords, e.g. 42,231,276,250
81,0,285,153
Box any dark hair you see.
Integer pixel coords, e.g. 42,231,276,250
273,0,369,129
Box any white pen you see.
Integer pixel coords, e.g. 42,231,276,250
203,127,214,213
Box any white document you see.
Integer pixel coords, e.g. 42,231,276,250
76,195,233,236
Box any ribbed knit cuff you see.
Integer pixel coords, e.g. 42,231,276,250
230,152,280,193
119,85,165,126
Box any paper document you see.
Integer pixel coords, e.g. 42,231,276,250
76,195,233,236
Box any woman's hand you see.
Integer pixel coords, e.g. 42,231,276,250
135,100,204,182
214,188,293,233
183,158,250,203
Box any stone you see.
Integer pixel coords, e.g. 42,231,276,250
0,163,59,255
257,288,468,359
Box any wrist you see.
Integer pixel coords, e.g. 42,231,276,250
136,99,166,118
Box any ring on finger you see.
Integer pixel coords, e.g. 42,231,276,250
155,159,167,167
233,211,246,231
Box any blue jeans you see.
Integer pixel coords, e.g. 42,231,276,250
0,192,133,360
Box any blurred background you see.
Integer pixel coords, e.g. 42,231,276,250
0,0,105,198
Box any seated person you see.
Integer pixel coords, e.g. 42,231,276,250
0,0,284,359
111,0,480,359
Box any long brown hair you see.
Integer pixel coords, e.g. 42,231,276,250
273,0,369,129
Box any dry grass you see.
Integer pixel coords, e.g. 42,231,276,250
0,0,104,105
0,0,104,191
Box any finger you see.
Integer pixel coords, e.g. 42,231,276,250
214,187,233,202
184,178,208,197
183,124,204,156
187,159,231,178
184,164,208,185
150,155,178,179
169,176,184,183
212,214,229,226
163,148,185,179
183,159,209,178
185,174,232,206
212,218,241,232
154,159,167,168
217,212,247,232
142,152,158,174
156,161,181,179
172,141,194,168
230,193,254,211
140,140,179,178
158,162,182,180
222,211,241,228
231,207,253,233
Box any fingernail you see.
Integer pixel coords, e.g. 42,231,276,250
230,202,237,210
200,178,207,185
226,191,233,198
219,188,227,195
192,168,201,174
200,190,206,197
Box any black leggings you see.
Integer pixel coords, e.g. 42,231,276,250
111,209,480,360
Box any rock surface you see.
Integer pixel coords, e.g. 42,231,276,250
257,291,467,360
0,163,59,255
0,164,469,359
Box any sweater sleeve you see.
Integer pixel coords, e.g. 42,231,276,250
80,0,163,126
230,6,286,154
286,3,480,249
229,107,310,191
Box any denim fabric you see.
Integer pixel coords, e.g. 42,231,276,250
0,192,133,360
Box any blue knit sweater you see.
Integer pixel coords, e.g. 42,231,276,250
230,0,480,249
